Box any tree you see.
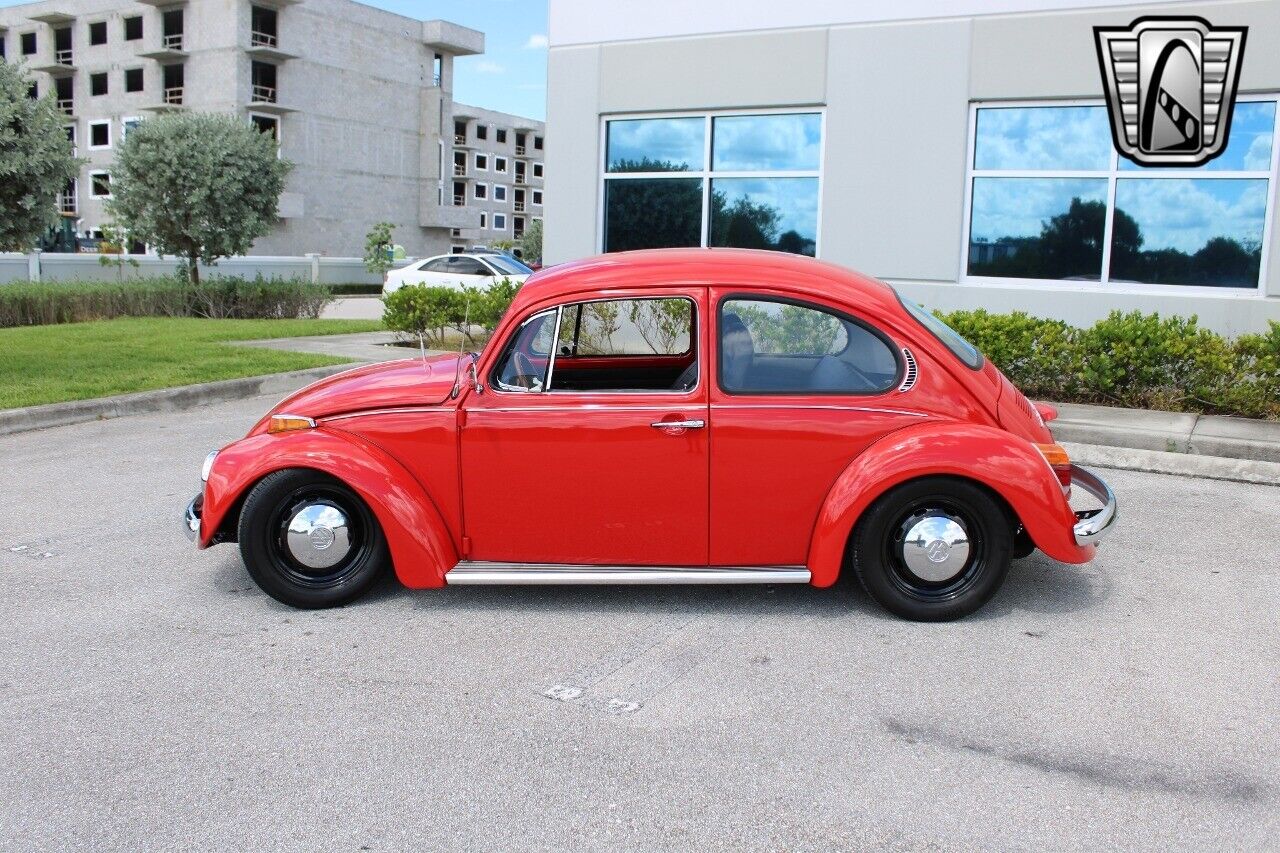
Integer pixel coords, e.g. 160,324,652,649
518,218,543,264
0,61,81,251
108,112,291,283
363,222,395,279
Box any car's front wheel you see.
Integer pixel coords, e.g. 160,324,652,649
237,469,390,609
851,477,1013,621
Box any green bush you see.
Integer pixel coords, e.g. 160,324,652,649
382,278,521,348
936,309,1280,420
0,275,332,327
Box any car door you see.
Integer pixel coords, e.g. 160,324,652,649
460,287,709,566
708,288,921,566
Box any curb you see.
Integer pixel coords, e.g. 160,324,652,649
1064,441,1280,488
1048,401,1280,464
0,364,359,437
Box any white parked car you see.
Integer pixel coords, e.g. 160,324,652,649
382,253,533,295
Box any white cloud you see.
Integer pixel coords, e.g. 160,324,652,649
523,33,549,50
474,60,505,74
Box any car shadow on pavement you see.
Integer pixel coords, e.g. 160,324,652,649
210,550,1109,621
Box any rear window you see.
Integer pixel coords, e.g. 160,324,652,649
898,294,983,370
484,255,533,276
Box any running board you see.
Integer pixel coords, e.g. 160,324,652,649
445,562,811,585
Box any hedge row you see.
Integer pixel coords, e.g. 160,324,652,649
382,278,521,347
938,309,1280,420
0,276,333,327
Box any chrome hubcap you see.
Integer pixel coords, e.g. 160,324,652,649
285,503,351,570
900,513,971,583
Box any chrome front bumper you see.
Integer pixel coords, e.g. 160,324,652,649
1070,465,1117,546
184,494,201,542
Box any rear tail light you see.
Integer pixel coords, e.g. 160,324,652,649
1035,442,1073,492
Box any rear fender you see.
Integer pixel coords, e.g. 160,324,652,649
201,429,457,588
806,421,1093,587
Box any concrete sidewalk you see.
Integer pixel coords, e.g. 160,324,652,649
1049,401,1280,465
321,295,384,321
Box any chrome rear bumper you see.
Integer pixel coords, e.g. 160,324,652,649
1070,465,1117,546
184,494,201,542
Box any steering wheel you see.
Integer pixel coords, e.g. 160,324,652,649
512,351,539,390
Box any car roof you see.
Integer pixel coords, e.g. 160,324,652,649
516,248,904,318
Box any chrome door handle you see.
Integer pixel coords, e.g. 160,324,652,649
650,419,705,430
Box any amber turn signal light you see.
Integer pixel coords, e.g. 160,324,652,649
1035,442,1072,490
268,414,317,434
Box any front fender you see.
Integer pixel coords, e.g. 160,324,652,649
201,428,457,589
806,421,1093,587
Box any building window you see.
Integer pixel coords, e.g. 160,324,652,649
601,111,822,255
965,99,1278,290
21,32,37,55
479,211,487,228
64,124,76,152
494,185,507,202
534,135,543,150
494,213,507,230
121,116,143,140
476,124,488,141
90,72,109,96
533,189,543,205
474,153,488,170
28,82,39,100
125,67,144,93
250,113,279,143
124,16,143,41
88,120,111,150
533,162,543,178
89,171,112,198
89,21,108,46
474,183,488,200
494,156,507,173
496,128,507,144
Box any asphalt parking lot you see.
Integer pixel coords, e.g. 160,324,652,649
2,395,1278,851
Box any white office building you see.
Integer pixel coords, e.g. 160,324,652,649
544,0,1280,333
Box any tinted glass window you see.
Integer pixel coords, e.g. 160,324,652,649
720,298,897,394
712,113,821,171
448,257,488,276
968,177,1107,280
898,295,983,370
604,178,702,252
1109,178,1266,287
422,258,452,272
606,117,704,172
484,255,533,276
710,177,818,256
974,106,1112,171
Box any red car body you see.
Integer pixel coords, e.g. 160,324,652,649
188,249,1115,618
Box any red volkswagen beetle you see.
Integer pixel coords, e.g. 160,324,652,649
185,249,1115,621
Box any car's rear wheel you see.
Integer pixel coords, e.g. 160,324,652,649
851,477,1013,621
237,469,389,609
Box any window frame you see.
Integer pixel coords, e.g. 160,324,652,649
493,213,507,230
89,71,109,97
715,292,902,397
960,95,1280,297
87,120,111,151
489,296,701,396
88,170,112,199
88,20,108,46
597,107,826,256
123,15,143,41
124,67,144,93
493,185,507,202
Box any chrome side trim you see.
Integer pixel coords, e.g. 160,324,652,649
320,407,453,422
1070,465,1118,546
709,403,928,418
445,562,811,585
476,405,706,413
898,348,919,392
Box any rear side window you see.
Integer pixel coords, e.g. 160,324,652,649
719,298,898,394
898,294,983,369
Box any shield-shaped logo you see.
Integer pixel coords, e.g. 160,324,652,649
1094,16,1247,167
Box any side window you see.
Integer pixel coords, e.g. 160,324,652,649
422,258,452,273
492,309,557,391
448,257,488,276
492,298,697,394
720,298,898,394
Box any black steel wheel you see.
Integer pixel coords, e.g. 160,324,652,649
237,469,390,609
851,477,1013,621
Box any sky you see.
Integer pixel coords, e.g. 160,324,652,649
0,0,550,119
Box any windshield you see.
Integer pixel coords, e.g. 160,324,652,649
897,294,983,370
484,255,534,276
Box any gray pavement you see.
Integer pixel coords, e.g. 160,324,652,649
322,296,386,321
1,394,1278,851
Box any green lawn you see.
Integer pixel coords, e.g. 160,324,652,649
0,317,383,410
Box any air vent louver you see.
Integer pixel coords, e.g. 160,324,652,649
898,348,918,392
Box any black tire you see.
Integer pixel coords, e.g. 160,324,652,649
237,468,390,609
851,477,1013,622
